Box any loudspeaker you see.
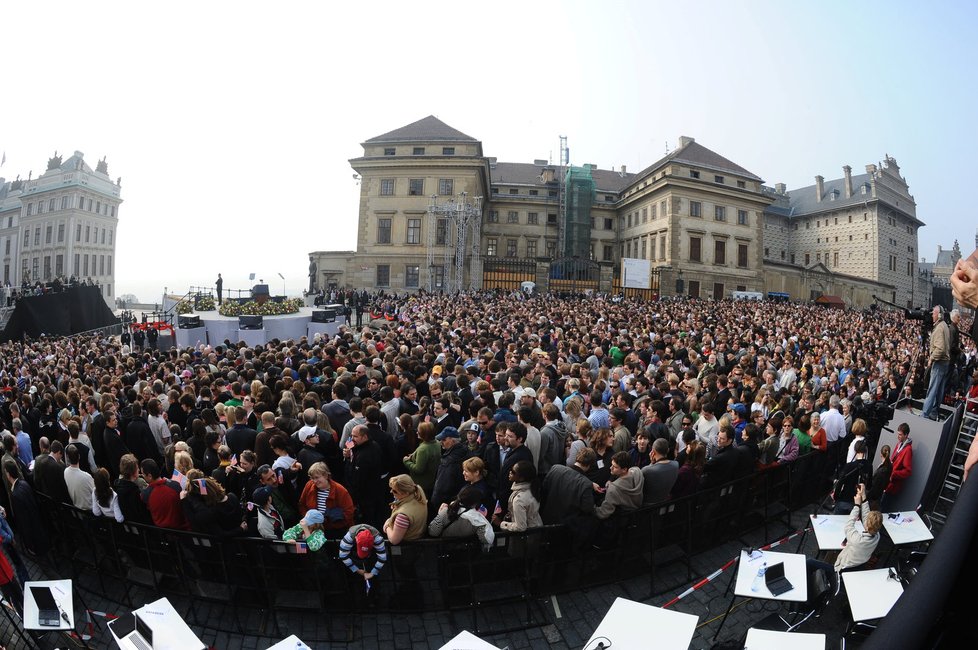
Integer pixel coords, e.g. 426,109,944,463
177,315,201,330
239,315,264,330
311,309,336,323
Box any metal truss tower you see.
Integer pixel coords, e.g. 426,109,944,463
426,192,483,293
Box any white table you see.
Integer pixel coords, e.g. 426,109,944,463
843,568,904,622
109,597,206,650
744,627,826,650
265,635,314,650
24,579,75,631
810,514,864,551
733,550,808,602
587,597,698,650
882,511,934,545
438,630,503,650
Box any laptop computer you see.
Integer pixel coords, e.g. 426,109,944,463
29,586,61,627
764,562,794,597
108,612,155,650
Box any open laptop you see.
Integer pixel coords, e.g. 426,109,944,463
108,611,155,650
764,562,794,597
29,586,61,627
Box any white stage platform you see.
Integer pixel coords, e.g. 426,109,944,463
173,308,345,348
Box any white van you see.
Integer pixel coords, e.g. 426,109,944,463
731,291,764,301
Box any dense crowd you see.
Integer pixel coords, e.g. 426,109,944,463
0,292,975,608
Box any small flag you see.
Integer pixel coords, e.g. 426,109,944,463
246,502,256,511
172,469,187,488
196,478,208,495
493,500,502,516
295,541,308,554
276,469,284,485
365,578,371,593
477,504,488,517
230,454,238,466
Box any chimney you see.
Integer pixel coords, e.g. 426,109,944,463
678,136,695,148
937,245,942,254
533,159,548,166
620,164,626,174
815,175,824,202
775,182,786,194
843,165,853,198
865,163,877,176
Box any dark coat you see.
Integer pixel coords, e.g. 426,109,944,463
114,477,152,525
700,444,738,490
430,443,468,509
33,453,70,505
102,427,130,477
225,424,259,458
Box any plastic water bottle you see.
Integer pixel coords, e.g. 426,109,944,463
751,562,767,592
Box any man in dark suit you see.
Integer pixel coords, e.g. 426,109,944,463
225,406,258,457
32,438,70,505
5,459,48,556
495,421,533,521
102,411,130,477
700,425,738,490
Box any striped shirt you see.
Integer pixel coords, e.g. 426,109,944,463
339,526,388,576
315,487,330,513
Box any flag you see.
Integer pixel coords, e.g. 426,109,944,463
477,504,488,517
246,502,255,511
365,578,371,594
493,500,502,516
295,541,308,554
172,469,187,489
196,478,208,495
276,468,284,484
230,454,238,466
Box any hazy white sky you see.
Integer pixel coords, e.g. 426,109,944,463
1,1,974,302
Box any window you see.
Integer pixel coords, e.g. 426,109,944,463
73,254,79,275
713,283,724,300
507,211,519,224
737,180,746,188
690,201,701,217
96,201,101,214
376,265,390,287
45,225,52,244
61,196,69,210
43,256,51,280
834,252,839,267
107,255,112,274
487,238,497,256
605,195,614,202
528,212,538,225
76,224,81,241
688,280,700,298
764,247,770,257
604,218,613,230
790,253,796,264
690,236,702,262
34,228,40,246
659,236,666,260
87,199,92,211
377,218,392,244
506,239,517,257
641,238,647,258
804,253,810,266
83,255,88,276
2,264,6,283
529,189,539,196
714,206,726,221
21,259,27,280
438,179,454,195
108,230,113,245
547,213,557,225
101,228,106,244
48,198,55,211
546,240,556,258
641,207,648,222
738,244,748,268
548,190,557,197
627,214,632,228
714,175,724,184
26,204,33,216
380,179,395,196
431,266,444,289
111,206,115,217
405,265,420,288
689,170,700,179
436,219,448,245
100,255,105,275
406,219,421,244
412,147,425,156
650,204,656,219
408,179,424,196
57,224,65,243
442,147,455,155
488,211,498,223
737,209,748,225
383,147,395,156
509,188,518,195
85,225,90,242
3,239,8,255
23,230,28,248
661,200,667,217
603,245,613,261
714,240,726,265
527,239,537,257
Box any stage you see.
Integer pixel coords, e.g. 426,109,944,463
173,308,347,348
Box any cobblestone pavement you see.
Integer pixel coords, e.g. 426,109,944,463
3,513,874,650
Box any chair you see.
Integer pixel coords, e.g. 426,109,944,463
780,563,837,631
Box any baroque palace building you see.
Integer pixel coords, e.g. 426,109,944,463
312,116,923,308
0,151,122,307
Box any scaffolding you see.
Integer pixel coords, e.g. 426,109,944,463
426,192,483,293
562,165,595,259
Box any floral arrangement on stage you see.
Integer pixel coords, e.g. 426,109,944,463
219,298,303,317
175,300,193,315
174,295,217,314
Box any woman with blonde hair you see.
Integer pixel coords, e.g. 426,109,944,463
383,474,428,545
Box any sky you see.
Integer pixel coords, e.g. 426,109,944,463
1,1,975,303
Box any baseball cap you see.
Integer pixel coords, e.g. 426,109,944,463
432,365,443,376
252,486,274,505
436,426,460,441
523,388,537,399
303,510,324,525
730,403,747,416
861,391,872,402
181,369,192,378
467,422,480,433
298,426,319,442
356,529,374,558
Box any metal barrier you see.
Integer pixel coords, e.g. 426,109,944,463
21,453,825,642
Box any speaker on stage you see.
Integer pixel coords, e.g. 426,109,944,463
239,315,263,330
312,309,336,323
178,315,201,330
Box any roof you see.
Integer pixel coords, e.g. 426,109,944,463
489,162,633,193
779,173,874,216
364,116,478,144
814,295,846,308
630,139,764,184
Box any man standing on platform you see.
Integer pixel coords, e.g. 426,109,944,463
216,273,223,306
922,305,951,421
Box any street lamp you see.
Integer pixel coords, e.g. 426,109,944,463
277,273,285,297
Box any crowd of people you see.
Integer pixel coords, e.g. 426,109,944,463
0,287,975,611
